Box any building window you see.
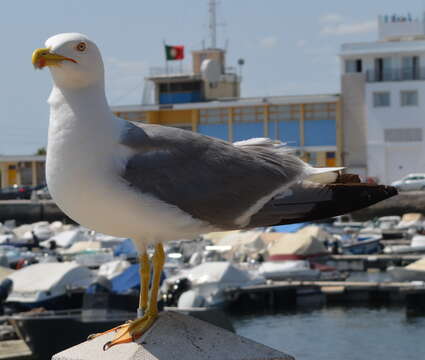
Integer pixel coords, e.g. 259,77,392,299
401,90,418,106
345,59,362,73
384,128,422,142
200,108,228,124
304,103,336,120
374,57,392,81
159,81,202,93
233,106,264,123
401,56,419,80
373,92,390,107
269,104,301,121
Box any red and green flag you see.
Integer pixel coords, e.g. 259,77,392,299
165,45,184,61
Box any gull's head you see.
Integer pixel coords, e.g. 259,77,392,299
32,33,104,89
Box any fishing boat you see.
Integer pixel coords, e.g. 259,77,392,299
384,234,425,254
258,260,320,281
258,226,338,280
162,261,264,308
388,257,425,282
6,262,94,311
340,234,382,255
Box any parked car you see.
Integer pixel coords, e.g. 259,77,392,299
34,185,51,200
0,185,33,200
391,173,425,191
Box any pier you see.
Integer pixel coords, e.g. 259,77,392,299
0,339,32,360
0,200,68,224
227,280,425,311
327,254,422,271
52,312,294,360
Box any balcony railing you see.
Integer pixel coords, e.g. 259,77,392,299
366,67,425,82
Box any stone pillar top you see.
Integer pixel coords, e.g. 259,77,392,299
53,311,294,360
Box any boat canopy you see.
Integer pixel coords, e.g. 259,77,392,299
170,262,263,286
113,238,138,258
264,226,330,260
41,229,87,248
398,213,425,229
216,231,265,256
7,262,93,303
202,230,240,244
98,259,131,280
111,264,140,293
60,241,102,255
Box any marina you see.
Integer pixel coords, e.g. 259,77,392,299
0,209,424,358
227,280,425,311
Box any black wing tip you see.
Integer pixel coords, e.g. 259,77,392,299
330,183,398,207
269,183,398,227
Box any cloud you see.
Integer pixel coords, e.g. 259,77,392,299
321,20,377,35
319,13,377,36
320,13,344,24
259,36,278,49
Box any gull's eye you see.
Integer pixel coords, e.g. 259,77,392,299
76,42,86,52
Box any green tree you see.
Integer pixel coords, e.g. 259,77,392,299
35,147,46,155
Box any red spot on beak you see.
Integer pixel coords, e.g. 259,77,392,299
38,58,46,68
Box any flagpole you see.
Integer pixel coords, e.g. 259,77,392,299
163,39,168,75
163,39,171,103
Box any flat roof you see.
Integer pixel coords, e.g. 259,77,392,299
0,155,45,162
112,93,340,113
341,39,425,57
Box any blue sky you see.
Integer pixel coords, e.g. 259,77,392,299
1,0,424,154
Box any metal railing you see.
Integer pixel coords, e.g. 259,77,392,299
149,65,193,77
149,65,238,77
366,67,425,82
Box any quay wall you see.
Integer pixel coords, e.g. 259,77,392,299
0,191,423,224
0,200,70,224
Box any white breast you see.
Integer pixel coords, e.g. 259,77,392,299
46,88,213,247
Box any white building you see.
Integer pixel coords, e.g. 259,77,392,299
340,13,425,184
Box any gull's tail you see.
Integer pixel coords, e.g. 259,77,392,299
246,181,398,228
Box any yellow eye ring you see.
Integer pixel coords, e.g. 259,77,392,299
76,42,86,52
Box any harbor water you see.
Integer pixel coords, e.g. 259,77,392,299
232,306,425,360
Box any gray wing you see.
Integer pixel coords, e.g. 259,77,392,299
119,122,307,229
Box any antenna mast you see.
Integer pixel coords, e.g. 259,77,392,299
209,0,217,48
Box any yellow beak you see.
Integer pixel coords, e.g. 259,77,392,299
32,48,77,69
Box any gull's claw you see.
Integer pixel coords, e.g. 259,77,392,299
87,324,128,341
102,313,158,351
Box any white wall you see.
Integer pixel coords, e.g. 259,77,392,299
365,81,425,183
378,19,425,41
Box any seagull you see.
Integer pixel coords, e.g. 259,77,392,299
32,33,396,350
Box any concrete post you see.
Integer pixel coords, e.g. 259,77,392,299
31,161,37,186
0,163,7,188
52,311,294,360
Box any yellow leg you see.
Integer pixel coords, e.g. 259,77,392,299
103,243,165,350
139,251,150,315
87,250,150,341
